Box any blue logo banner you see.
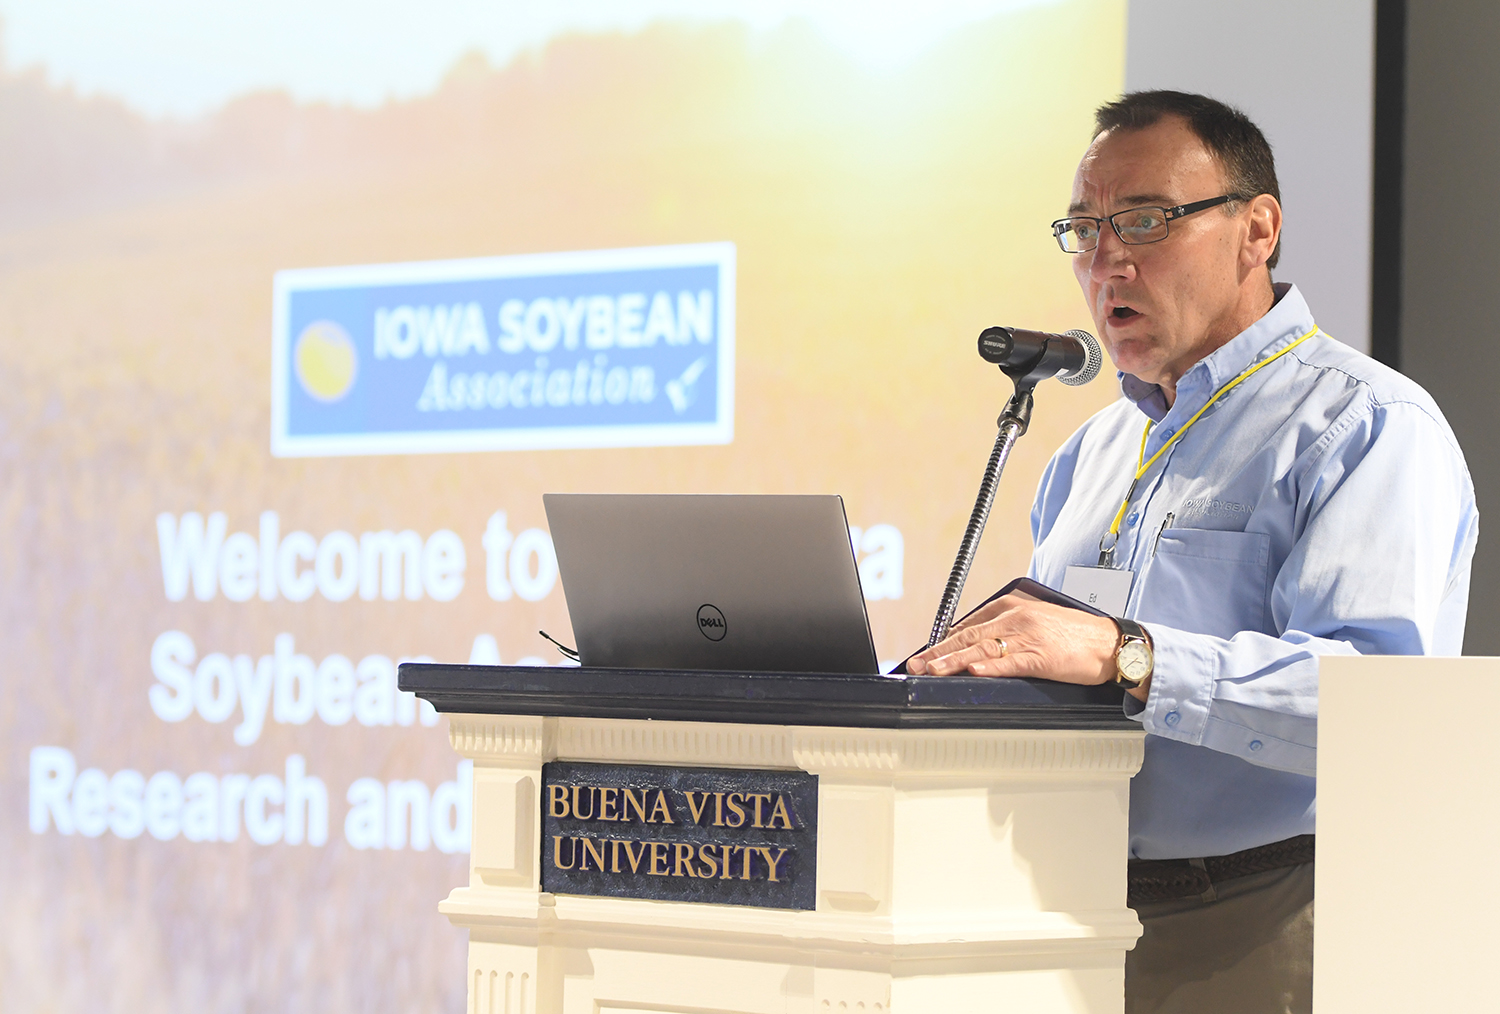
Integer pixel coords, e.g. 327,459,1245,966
272,243,735,456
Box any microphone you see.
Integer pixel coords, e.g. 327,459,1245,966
978,326,1102,387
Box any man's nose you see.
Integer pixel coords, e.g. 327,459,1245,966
1088,225,1134,283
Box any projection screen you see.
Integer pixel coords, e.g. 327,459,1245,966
0,1,1275,1009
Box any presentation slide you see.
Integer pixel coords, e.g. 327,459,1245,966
0,1,1126,1008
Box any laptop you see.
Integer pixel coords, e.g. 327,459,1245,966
544,494,879,674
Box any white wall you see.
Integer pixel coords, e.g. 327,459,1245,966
1125,0,1374,352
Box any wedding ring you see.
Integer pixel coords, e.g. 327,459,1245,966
996,638,1008,657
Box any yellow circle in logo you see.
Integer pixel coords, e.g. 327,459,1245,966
294,321,357,402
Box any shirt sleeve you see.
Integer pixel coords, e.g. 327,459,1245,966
1134,399,1479,777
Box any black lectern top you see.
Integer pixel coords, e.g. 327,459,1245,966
399,664,1135,730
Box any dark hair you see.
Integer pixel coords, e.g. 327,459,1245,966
1094,90,1281,269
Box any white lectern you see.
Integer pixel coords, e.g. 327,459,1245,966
402,664,1144,1013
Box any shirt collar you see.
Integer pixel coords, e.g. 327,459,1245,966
1119,282,1314,423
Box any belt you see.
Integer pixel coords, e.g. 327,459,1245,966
1127,834,1315,907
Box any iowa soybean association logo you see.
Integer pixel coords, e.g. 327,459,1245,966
272,243,735,457
293,321,358,403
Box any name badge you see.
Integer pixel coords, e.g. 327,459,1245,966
1061,565,1133,616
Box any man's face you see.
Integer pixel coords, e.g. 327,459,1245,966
1068,116,1260,387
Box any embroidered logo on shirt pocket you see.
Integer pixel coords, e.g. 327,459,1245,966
1138,528,1272,640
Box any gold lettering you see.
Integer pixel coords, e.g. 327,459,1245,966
598,787,619,821
579,836,606,871
741,843,754,880
758,846,790,882
648,789,675,824
610,838,624,873
725,792,746,828
621,788,648,823
697,842,719,878
548,784,570,818
572,785,596,820
623,840,647,873
713,791,725,826
747,793,772,828
648,841,671,876
673,842,699,877
767,794,795,830
719,844,735,880
684,790,711,824
551,835,576,870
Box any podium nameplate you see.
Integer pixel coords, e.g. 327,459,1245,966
541,761,818,910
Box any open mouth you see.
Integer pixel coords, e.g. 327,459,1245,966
1111,305,1140,320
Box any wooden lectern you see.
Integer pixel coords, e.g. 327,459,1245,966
401,664,1144,1013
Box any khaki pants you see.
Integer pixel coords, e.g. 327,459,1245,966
1125,862,1314,1014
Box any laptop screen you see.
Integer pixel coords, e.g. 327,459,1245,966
545,493,879,674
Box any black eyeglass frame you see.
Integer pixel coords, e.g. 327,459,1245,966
1050,193,1249,253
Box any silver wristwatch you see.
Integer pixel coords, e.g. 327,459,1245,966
1112,616,1154,688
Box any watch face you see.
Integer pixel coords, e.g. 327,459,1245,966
1118,640,1153,681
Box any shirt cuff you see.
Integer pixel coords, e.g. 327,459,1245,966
1136,623,1218,745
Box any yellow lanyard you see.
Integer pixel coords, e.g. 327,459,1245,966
1097,325,1321,566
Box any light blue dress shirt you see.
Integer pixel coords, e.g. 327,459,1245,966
1028,283,1478,860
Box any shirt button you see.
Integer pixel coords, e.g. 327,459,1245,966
1160,427,1176,440
1249,740,1263,752
1164,711,1181,727
1126,511,1140,527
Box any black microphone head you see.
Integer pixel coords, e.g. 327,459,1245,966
1059,329,1102,386
976,326,1013,365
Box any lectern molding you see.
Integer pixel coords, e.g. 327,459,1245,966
441,889,1142,956
448,713,1144,778
791,728,1143,776
555,719,796,770
450,714,547,762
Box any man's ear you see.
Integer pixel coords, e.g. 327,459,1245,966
1242,193,1283,270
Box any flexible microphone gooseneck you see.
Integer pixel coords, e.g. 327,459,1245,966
925,326,1101,649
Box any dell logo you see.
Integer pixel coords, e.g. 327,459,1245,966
696,603,727,641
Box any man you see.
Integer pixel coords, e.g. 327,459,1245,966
907,91,1478,1013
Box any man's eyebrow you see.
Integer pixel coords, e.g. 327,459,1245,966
1066,193,1175,215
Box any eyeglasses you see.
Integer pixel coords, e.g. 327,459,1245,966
1050,194,1247,254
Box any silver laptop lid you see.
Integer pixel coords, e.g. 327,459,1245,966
544,493,879,674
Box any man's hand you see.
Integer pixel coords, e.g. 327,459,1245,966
906,591,1149,700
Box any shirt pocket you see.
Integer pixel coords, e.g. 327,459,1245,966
1135,528,1272,639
